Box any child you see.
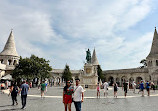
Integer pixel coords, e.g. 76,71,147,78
97,82,100,98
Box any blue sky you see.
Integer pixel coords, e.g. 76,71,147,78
0,0,158,70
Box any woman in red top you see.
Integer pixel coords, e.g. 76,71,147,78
63,80,74,111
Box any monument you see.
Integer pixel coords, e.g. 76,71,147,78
80,48,99,89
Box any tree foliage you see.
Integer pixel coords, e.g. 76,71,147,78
12,55,52,81
62,64,72,82
97,65,103,82
140,59,147,68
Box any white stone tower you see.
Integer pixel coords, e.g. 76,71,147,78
0,30,19,74
146,27,158,82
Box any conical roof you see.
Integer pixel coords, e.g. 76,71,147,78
91,48,99,65
0,30,18,57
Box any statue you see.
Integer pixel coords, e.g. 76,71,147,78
86,49,91,63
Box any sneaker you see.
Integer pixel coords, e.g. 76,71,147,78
21,107,26,110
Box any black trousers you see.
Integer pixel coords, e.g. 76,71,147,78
21,95,27,108
11,95,17,105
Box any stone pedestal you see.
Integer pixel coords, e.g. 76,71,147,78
80,63,98,89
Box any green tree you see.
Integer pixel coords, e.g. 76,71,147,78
12,55,52,81
140,59,147,68
62,64,72,82
97,65,103,82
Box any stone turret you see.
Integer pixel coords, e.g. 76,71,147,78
0,30,19,70
146,27,158,68
146,27,158,81
91,48,99,66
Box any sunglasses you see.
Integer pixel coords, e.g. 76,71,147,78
67,82,70,83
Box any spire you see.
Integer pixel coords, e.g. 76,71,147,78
91,48,99,65
147,27,158,58
0,30,19,57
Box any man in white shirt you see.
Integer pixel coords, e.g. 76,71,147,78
74,78,84,111
103,81,109,97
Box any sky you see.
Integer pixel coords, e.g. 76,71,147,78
0,0,158,70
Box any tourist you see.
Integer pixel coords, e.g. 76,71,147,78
45,81,48,92
122,80,128,97
152,82,155,93
113,82,118,98
63,80,74,111
1,82,5,94
97,82,100,98
146,81,150,96
132,81,136,93
41,81,46,98
8,82,19,105
139,80,144,97
18,80,29,109
74,78,84,111
103,81,109,97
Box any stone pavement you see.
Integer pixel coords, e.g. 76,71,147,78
0,87,158,111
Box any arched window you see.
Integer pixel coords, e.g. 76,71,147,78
8,60,12,65
13,60,17,65
156,60,158,66
0,59,3,64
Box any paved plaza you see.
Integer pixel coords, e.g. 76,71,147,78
0,86,158,111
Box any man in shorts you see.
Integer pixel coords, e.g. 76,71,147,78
103,81,109,97
140,81,144,97
41,81,46,98
146,81,150,96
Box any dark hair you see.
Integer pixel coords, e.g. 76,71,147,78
64,80,71,92
75,78,80,81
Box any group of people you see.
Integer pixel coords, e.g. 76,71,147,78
63,78,84,111
96,80,156,98
8,80,29,109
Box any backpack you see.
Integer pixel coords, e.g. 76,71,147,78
13,86,18,93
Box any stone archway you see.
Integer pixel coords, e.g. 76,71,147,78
136,77,143,84
116,77,120,86
108,76,114,86
56,77,61,86
129,77,134,89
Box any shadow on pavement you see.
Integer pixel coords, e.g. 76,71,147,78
0,105,12,107
0,108,21,111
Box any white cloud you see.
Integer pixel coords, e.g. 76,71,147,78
0,0,156,70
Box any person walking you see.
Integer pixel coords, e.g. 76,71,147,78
139,81,144,97
113,82,118,98
74,78,84,111
8,82,19,105
97,82,100,98
63,80,74,111
122,80,128,97
146,81,150,96
41,81,46,98
103,81,109,97
152,82,155,93
19,80,29,109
